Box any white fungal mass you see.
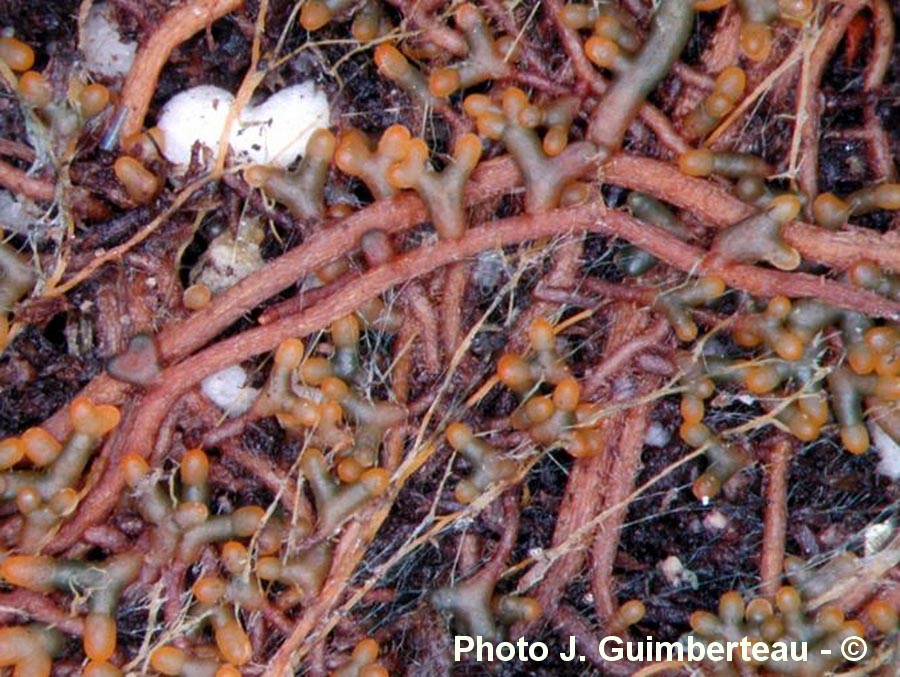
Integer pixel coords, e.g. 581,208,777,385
156,82,330,169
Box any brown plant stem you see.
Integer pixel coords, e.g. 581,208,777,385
0,158,107,219
760,436,793,600
795,0,867,202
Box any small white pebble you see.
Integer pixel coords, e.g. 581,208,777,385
472,251,504,290
527,547,544,560
201,365,258,416
82,4,137,77
658,555,684,586
863,522,894,557
658,555,699,589
869,421,900,480
644,421,671,448
703,509,728,531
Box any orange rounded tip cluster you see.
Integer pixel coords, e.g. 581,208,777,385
334,130,372,176
453,480,481,505
454,133,484,170
337,456,364,483
497,354,532,392
463,93,506,139
745,364,778,394
0,626,53,675
732,298,805,362
351,11,381,43
0,437,26,469
585,36,624,70
222,541,250,572
697,276,727,299
275,338,305,369
193,576,227,604
703,93,733,119
0,37,35,72
848,260,883,289
552,377,581,412
300,0,332,31
379,124,413,153
853,326,900,377
692,473,721,501
446,422,474,450
429,67,462,98
812,192,850,229
335,125,409,179
779,0,813,23
774,586,802,613
614,599,647,627
84,612,117,662
150,646,189,675
299,356,332,386
0,555,56,592
874,183,900,210
359,467,390,495
231,505,266,536
183,283,212,311
816,605,846,632
593,15,623,42
680,420,711,446
175,500,210,528
373,44,411,79
123,127,166,160
717,590,745,624
740,22,773,62
495,595,543,624
307,127,337,159
385,138,427,190
560,181,591,206
84,660,124,677
784,396,829,441
352,638,380,663
79,83,110,118
680,395,705,424
866,599,899,633
678,148,715,177
276,401,322,431
122,453,151,486
18,70,52,108
767,194,802,224
746,597,774,624
243,164,276,189
114,156,160,205
715,67,747,102
181,448,210,486
689,610,721,634
321,375,351,402
542,126,570,157
70,396,121,437
558,4,594,30
528,318,556,352
14,486,40,514
518,394,553,427
841,422,870,456
332,638,389,677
